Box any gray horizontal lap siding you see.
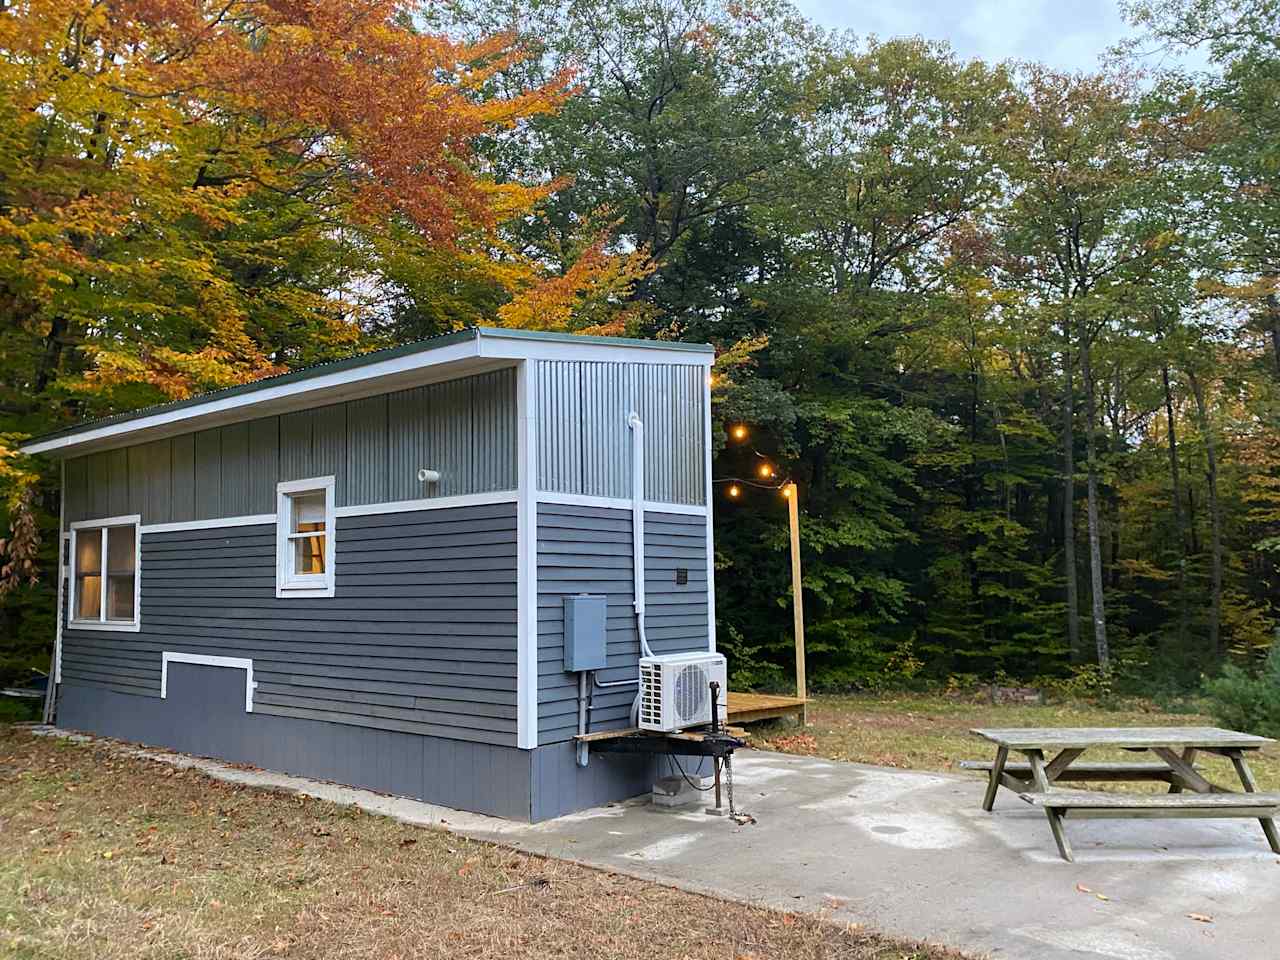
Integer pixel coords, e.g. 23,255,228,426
536,502,709,745
60,503,519,747
62,368,516,527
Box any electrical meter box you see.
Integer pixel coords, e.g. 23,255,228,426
562,594,608,672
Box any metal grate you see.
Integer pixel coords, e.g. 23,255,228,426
673,664,708,724
640,661,662,726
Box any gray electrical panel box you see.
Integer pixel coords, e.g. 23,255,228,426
563,594,608,672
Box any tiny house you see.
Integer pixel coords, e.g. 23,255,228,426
22,328,715,820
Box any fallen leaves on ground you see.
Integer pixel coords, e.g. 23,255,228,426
0,726,972,960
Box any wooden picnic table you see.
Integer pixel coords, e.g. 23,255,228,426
968,726,1280,862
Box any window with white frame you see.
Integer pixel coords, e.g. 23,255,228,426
276,477,335,597
70,516,141,630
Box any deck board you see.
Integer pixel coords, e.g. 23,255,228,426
726,692,807,724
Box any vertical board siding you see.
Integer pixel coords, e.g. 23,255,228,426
60,503,520,746
536,360,705,505
535,503,710,745
64,369,517,526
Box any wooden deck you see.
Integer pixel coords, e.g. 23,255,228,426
727,691,808,724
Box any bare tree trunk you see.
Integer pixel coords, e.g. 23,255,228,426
1188,371,1223,654
1079,318,1109,671
1162,364,1189,646
1063,344,1081,661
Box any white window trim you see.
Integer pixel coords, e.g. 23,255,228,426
276,476,336,598
67,514,141,632
161,652,256,712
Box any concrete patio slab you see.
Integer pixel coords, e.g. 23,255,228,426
36,729,1280,960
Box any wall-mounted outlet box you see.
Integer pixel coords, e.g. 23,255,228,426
563,594,608,672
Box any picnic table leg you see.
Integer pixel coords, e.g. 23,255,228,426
1225,750,1280,855
982,745,1008,812
1027,749,1074,863
1168,748,1196,794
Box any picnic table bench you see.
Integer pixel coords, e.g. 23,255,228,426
968,726,1280,862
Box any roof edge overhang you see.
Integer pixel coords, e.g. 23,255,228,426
20,328,713,458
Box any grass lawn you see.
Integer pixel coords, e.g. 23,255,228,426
753,692,1280,793
0,726,965,960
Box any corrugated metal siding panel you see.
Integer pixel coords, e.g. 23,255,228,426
313,404,346,497
537,361,583,494
535,503,709,745
221,422,251,517
171,435,195,522
580,361,632,498
345,396,388,506
472,368,517,493
59,369,517,524
386,384,426,502
247,417,278,513
279,410,312,482
60,503,520,746
537,361,704,505
427,376,471,497
194,429,221,520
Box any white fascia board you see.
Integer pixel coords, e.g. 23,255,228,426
477,335,713,367
515,359,539,750
703,368,717,653
22,339,485,456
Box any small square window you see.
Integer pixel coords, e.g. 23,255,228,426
70,516,140,631
277,477,335,597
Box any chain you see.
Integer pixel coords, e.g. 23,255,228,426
725,752,735,816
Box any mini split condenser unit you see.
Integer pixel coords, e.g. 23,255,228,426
638,652,728,732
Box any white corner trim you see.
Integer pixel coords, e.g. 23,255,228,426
276,476,336,599
335,490,517,518
534,490,708,516
703,369,717,653
515,359,539,750
161,652,256,712
141,514,276,534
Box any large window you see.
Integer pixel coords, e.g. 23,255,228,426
276,476,335,598
69,516,141,631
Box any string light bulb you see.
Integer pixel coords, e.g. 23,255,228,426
727,484,741,498
782,484,792,498
758,463,773,479
731,424,748,441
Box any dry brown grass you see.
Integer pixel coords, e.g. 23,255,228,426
755,693,1280,793
0,726,966,960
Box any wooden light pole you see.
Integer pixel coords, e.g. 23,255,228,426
784,481,807,725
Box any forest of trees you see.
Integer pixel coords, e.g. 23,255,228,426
1,0,1277,696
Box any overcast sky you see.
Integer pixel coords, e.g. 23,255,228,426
793,0,1134,72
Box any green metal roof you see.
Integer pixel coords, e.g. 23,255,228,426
20,327,713,452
